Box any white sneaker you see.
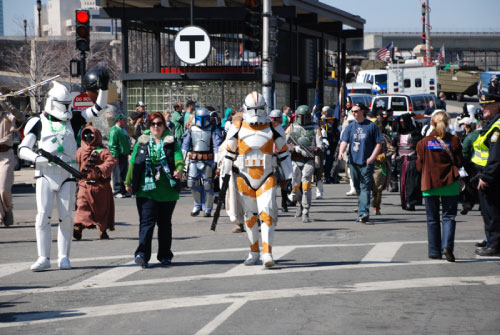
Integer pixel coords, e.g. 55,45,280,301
346,190,357,196
58,257,71,270
262,253,275,268
30,257,51,272
315,193,323,200
244,252,260,266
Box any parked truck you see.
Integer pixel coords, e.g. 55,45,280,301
438,65,482,101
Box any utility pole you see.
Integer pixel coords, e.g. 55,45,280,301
425,0,431,65
262,0,272,111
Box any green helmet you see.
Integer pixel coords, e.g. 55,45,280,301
295,105,312,126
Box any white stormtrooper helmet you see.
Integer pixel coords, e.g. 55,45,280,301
194,108,211,128
243,91,267,124
44,81,72,120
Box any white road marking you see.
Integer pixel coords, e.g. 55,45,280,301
1,275,499,329
2,257,499,298
194,300,247,335
71,260,139,289
360,242,404,263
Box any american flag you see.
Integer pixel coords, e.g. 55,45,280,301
438,45,445,64
376,42,393,62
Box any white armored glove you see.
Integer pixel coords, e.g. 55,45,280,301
221,157,233,178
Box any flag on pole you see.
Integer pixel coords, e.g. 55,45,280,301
438,45,445,64
376,42,393,62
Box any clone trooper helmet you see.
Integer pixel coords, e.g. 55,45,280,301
269,109,282,123
243,91,267,124
194,108,211,128
44,81,72,121
295,105,312,126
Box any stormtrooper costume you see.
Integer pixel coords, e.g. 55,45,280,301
19,70,109,271
221,92,293,268
182,108,223,217
286,105,323,223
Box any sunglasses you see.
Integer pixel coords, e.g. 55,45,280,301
150,122,165,127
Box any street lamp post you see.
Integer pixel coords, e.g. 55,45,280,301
36,0,42,37
23,20,27,42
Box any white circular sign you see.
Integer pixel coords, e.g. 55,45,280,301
174,26,211,65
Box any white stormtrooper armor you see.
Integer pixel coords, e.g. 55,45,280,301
182,108,223,217
18,78,108,271
221,92,293,267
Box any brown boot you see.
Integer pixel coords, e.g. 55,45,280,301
99,230,109,239
73,223,83,240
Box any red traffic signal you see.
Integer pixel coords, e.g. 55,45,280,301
76,11,89,24
75,10,90,52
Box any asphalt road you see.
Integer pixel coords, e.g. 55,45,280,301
1,169,499,334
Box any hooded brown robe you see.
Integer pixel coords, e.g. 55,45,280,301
74,126,115,232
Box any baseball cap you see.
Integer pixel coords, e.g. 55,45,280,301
458,117,473,125
136,101,146,107
186,100,196,107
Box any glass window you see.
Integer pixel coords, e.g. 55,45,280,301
371,97,389,112
366,75,373,84
391,97,408,111
411,96,426,111
404,79,411,88
415,78,422,87
375,74,387,85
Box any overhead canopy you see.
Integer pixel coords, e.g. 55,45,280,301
101,0,365,32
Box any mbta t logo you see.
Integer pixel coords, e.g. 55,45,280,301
174,26,211,65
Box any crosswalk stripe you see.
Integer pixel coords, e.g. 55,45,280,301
361,242,404,263
1,275,499,329
2,256,499,298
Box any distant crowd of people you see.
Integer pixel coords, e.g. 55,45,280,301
1,74,500,270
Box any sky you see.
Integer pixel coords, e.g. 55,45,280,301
3,0,500,36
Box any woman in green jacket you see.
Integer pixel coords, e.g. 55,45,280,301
125,112,185,268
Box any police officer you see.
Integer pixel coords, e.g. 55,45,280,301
473,93,500,256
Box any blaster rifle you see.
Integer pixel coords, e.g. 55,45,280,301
211,173,231,231
287,129,315,158
37,149,83,180
0,75,61,102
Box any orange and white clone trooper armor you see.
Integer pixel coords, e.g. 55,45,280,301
221,92,292,267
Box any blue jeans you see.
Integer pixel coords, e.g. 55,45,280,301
135,197,176,263
112,155,129,195
350,163,374,217
424,195,458,257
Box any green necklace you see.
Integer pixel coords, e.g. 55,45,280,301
48,115,66,153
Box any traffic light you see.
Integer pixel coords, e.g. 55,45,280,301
75,10,90,52
244,9,261,52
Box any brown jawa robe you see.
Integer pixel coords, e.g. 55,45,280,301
74,126,115,232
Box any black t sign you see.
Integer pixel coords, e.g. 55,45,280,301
180,35,205,59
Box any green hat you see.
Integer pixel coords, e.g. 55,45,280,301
114,113,128,122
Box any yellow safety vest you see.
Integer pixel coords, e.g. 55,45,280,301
472,119,500,166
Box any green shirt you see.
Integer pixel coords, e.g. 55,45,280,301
171,110,184,141
462,130,480,162
422,180,460,197
108,125,131,157
125,130,185,202
281,114,289,128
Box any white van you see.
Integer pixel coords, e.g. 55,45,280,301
370,94,437,117
346,83,374,95
387,63,438,96
356,70,388,94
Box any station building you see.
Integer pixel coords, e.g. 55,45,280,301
101,0,364,114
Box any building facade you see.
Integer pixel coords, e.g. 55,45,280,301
34,0,120,38
102,0,364,115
